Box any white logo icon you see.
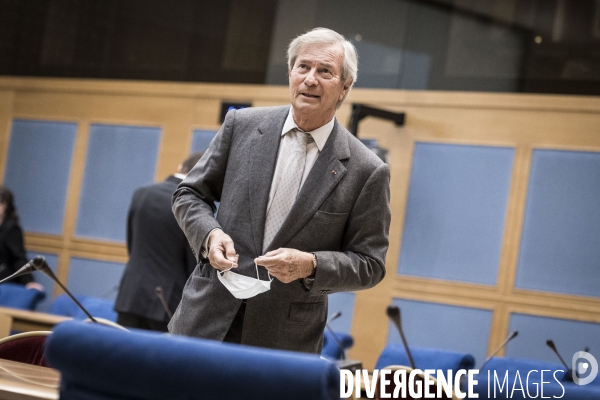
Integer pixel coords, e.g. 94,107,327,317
572,352,598,385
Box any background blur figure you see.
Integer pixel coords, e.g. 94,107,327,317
0,185,44,290
114,153,203,332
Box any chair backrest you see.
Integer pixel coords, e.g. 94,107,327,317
0,283,45,310
49,294,117,322
48,293,79,316
321,329,354,360
0,331,51,366
375,344,475,372
45,321,340,400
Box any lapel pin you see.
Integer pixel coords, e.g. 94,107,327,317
332,170,337,175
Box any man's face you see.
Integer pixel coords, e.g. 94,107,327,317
289,42,349,127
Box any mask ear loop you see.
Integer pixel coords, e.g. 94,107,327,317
254,261,273,282
220,259,236,274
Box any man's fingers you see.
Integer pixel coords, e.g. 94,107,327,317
209,246,233,270
223,240,238,263
255,254,284,266
256,248,314,284
263,248,285,257
209,232,238,271
212,231,238,264
256,247,290,265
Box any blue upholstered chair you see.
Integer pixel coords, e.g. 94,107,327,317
45,321,340,400
473,357,600,400
49,294,117,322
0,282,45,310
375,344,475,372
321,330,354,360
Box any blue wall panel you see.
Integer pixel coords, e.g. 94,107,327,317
25,251,59,313
398,143,514,285
388,298,492,368
67,258,125,300
3,119,77,234
191,129,217,153
75,124,160,242
327,292,356,334
507,313,600,364
516,150,600,297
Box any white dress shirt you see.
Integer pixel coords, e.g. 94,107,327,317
266,108,334,213
202,107,335,257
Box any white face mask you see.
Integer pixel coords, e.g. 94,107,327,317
217,261,272,299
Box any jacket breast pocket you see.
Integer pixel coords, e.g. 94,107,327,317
312,210,348,225
288,302,326,323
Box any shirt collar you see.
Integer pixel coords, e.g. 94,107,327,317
281,107,334,151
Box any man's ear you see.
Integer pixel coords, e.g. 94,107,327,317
339,81,352,100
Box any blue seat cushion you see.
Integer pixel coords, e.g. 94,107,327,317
45,321,340,400
0,282,45,310
49,294,117,322
48,293,79,316
76,297,117,321
321,330,353,360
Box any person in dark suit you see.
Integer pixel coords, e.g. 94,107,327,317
114,152,203,332
0,185,43,290
169,28,391,353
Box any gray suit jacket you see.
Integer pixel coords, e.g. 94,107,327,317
169,106,391,354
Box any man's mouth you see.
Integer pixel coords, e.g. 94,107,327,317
301,93,320,98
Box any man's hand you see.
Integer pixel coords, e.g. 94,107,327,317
207,229,238,271
255,248,314,283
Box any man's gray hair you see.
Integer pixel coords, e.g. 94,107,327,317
287,27,358,107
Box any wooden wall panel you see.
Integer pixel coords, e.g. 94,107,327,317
1,77,599,370
0,91,15,184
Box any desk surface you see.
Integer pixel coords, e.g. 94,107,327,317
0,307,70,338
0,358,59,400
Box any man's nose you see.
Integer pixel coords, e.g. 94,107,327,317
304,69,318,86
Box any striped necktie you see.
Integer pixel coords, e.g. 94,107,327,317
263,129,312,252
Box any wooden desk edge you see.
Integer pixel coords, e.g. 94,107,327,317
0,307,71,337
0,359,59,400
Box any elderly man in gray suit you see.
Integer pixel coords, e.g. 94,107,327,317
169,27,391,354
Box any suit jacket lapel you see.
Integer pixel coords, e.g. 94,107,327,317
266,120,351,252
248,107,289,255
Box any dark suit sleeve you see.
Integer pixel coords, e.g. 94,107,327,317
172,110,236,259
5,223,33,285
310,162,391,294
126,191,139,256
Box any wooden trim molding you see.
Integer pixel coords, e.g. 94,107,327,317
2,76,600,369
